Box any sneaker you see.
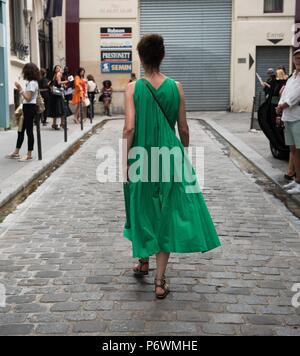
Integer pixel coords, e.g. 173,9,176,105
283,181,297,190
287,183,300,195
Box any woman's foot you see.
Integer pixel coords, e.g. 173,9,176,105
19,155,33,162
52,124,60,130
154,276,169,300
133,259,149,276
6,152,20,160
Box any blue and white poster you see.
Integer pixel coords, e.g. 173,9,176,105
101,62,132,74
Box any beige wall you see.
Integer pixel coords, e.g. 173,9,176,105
79,0,139,114
52,0,66,68
232,0,295,112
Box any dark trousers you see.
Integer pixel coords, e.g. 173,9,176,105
87,92,95,119
41,91,49,123
17,104,36,152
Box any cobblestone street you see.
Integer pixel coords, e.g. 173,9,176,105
0,119,299,336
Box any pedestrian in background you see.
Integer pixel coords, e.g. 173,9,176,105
277,49,300,194
39,68,50,126
62,66,74,106
87,74,98,120
72,67,86,123
275,68,295,181
123,34,221,299
48,65,69,130
262,68,277,100
7,63,40,162
101,80,113,116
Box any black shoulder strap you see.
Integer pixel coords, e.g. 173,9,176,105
142,79,172,129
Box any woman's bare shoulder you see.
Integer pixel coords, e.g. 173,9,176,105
175,81,184,96
126,81,137,95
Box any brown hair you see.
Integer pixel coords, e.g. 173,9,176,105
137,34,165,71
40,68,47,78
87,74,95,82
23,63,41,81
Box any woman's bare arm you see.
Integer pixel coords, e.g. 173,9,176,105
56,73,68,86
176,82,189,147
123,82,136,181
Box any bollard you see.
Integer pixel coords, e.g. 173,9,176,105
64,114,68,143
258,92,262,108
80,97,84,131
250,96,256,130
35,114,42,161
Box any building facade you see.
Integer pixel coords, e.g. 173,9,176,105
1,0,299,129
66,0,298,114
0,0,61,129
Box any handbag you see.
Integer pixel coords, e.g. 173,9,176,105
84,97,91,107
36,92,45,114
15,104,24,133
51,86,62,96
99,94,104,102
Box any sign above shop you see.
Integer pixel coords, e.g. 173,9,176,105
267,32,284,45
101,27,132,39
101,62,133,73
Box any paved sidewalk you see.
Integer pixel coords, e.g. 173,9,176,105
0,119,299,336
0,116,111,209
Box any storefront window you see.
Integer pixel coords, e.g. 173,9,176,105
264,0,284,13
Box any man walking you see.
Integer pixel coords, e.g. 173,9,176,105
277,49,300,194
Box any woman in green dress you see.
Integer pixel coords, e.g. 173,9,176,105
123,34,221,299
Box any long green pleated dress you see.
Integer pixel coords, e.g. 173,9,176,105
124,77,221,258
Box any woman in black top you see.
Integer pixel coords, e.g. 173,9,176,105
48,65,68,130
62,66,74,104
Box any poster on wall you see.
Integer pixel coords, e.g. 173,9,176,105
100,28,133,74
101,51,132,62
101,62,133,74
101,39,133,50
101,27,132,39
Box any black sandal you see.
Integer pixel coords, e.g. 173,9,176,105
155,276,170,300
133,259,149,276
284,174,296,181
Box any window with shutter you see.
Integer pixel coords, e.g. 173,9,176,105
264,0,284,13
9,0,30,59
